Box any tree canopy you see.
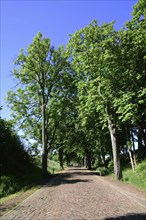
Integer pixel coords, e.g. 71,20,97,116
6,0,146,179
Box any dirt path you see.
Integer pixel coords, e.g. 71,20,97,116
0,168,146,220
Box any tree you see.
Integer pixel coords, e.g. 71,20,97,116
114,0,146,160
7,33,67,176
67,21,123,179
0,118,30,175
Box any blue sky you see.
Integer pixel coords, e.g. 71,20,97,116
1,0,137,119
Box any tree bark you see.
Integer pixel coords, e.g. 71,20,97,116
59,147,64,170
106,107,122,180
85,149,92,170
131,131,137,167
138,127,143,157
143,129,146,148
128,150,135,172
41,103,48,176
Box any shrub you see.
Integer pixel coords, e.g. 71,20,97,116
107,160,114,173
98,167,109,176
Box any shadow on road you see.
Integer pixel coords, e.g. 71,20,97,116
104,213,146,220
44,168,93,187
39,168,100,187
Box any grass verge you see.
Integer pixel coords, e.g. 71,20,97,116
95,160,146,191
0,158,61,199
122,160,146,191
0,159,61,216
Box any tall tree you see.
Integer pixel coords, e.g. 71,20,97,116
114,0,146,159
7,33,67,176
67,21,123,179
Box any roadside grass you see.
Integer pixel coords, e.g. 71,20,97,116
0,187,38,205
122,160,146,191
0,158,61,200
0,165,42,199
48,159,61,173
96,160,146,191
33,156,61,174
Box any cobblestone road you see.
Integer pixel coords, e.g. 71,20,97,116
0,168,146,220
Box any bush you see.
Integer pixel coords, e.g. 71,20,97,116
97,167,109,176
0,118,31,175
0,176,18,197
107,160,114,173
0,119,43,198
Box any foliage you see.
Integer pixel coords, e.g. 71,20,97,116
97,167,109,176
5,0,146,181
6,32,68,176
0,118,43,198
0,118,31,175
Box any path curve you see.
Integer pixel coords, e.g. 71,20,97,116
0,168,146,220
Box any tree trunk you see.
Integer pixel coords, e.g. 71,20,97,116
106,108,122,180
59,147,64,170
85,149,92,170
99,145,106,168
126,130,135,171
84,156,87,167
131,131,137,167
138,127,143,158
143,129,146,148
41,103,48,176
128,150,135,172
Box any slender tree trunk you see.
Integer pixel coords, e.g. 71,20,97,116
85,149,92,170
143,129,146,148
100,150,106,168
59,147,64,170
84,156,87,167
138,127,143,158
127,130,135,171
128,150,135,172
106,108,122,180
131,131,137,167
42,103,48,176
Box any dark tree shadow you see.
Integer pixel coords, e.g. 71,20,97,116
51,178,90,186
104,213,146,220
45,171,92,187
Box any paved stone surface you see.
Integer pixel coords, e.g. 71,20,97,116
0,168,146,220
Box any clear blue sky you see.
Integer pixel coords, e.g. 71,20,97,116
1,0,137,119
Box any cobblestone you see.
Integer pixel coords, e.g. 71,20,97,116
0,168,146,220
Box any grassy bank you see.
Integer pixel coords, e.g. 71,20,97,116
96,160,146,191
0,158,61,199
122,160,146,191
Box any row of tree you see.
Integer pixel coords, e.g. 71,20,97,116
6,0,146,179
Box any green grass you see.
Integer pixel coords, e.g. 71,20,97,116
122,160,146,191
34,156,61,173
48,159,61,173
96,160,146,191
0,158,61,198
0,187,38,205
0,164,42,198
